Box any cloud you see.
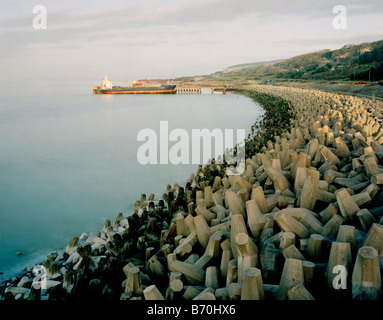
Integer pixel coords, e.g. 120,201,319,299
1,0,382,81
2,0,382,48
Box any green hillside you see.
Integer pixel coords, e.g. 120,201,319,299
213,40,383,81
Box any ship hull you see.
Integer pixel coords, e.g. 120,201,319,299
100,85,177,94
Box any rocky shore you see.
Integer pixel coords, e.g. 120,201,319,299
269,80,383,100
1,84,383,301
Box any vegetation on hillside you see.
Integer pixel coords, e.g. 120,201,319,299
211,40,383,82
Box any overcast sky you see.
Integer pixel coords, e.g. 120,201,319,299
1,0,382,82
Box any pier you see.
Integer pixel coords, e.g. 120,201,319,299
176,85,226,94
93,83,227,94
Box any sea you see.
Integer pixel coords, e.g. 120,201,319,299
0,80,264,277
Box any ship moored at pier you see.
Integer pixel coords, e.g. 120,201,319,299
93,76,177,94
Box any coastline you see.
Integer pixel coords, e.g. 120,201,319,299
1,84,383,301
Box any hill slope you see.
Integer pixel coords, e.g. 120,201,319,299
214,40,383,81
223,59,283,73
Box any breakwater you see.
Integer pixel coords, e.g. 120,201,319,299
228,88,294,158
1,84,383,301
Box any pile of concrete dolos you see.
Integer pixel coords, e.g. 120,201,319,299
1,84,383,301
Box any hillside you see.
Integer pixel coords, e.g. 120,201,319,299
222,59,283,73
213,40,383,81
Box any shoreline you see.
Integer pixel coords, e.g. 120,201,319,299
1,84,383,301
0,90,267,292
0,89,272,297
0,92,258,280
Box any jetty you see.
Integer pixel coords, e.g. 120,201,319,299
176,85,226,94
93,84,227,94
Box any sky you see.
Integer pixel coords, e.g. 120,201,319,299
1,0,383,82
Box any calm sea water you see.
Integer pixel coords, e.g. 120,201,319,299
0,80,264,277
